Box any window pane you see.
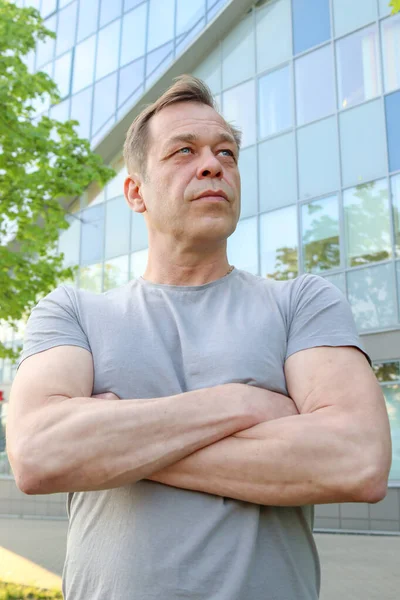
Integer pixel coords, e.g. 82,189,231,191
259,65,291,139
323,272,346,295
104,255,129,291
385,91,400,173
373,362,400,382
302,196,340,273
333,0,377,38
227,217,258,275
148,0,175,52
106,159,128,200
50,97,70,122
256,0,292,73
70,87,93,139
392,174,400,256
105,197,131,259
41,0,56,18
193,46,221,94
99,0,122,27
347,263,397,330
53,52,72,98
339,100,387,188
77,0,99,43
379,0,392,17
130,249,148,278
222,14,255,90
146,42,173,78
177,0,205,36
56,2,78,57
73,35,96,94
124,0,144,10
92,72,117,134
297,116,340,200
80,205,105,265
131,212,148,252
295,44,335,126
344,180,391,267
382,14,400,93
118,58,144,107
96,19,121,80
336,25,381,110
120,4,147,66
381,385,400,481
79,263,103,293
222,80,256,148
238,146,258,219
58,216,80,267
36,16,56,68
292,0,330,55
260,206,298,280
259,132,297,212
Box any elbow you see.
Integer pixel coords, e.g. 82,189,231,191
8,440,49,496
347,453,391,504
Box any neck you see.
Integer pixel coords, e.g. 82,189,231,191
142,254,233,286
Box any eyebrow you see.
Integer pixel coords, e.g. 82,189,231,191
163,132,237,153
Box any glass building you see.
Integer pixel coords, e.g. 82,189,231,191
1,0,400,531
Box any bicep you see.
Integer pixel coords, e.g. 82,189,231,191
284,345,385,418
7,345,94,447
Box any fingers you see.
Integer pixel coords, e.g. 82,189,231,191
92,392,120,400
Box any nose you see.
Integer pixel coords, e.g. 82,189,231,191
196,149,223,180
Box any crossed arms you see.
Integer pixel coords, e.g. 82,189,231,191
7,343,391,506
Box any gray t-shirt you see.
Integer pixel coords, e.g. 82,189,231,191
18,268,370,600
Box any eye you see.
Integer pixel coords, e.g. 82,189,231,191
218,149,235,158
178,147,192,154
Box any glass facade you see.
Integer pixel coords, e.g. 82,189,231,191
24,0,231,140
3,0,400,495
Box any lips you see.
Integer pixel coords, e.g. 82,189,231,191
194,190,228,201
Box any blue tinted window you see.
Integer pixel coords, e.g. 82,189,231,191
100,0,122,27
70,87,93,139
56,1,78,57
92,73,118,134
118,58,144,107
80,205,105,265
292,0,331,55
259,65,292,138
385,91,400,173
77,0,99,43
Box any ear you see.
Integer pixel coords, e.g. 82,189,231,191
124,174,146,214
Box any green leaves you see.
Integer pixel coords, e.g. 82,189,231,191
0,0,115,361
390,0,400,14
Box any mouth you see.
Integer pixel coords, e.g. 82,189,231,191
193,191,229,202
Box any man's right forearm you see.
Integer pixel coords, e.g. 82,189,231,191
13,384,260,494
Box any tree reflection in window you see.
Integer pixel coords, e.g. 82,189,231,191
302,196,340,273
344,179,392,267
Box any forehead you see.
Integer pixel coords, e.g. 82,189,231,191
149,101,233,147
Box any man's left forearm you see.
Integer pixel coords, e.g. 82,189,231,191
147,409,389,506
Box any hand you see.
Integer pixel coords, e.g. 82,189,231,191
91,392,120,400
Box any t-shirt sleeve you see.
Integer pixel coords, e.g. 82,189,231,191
17,285,91,371
285,274,371,365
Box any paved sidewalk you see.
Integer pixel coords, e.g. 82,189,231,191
0,516,399,598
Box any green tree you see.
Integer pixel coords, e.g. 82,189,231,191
390,0,400,14
0,1,114,362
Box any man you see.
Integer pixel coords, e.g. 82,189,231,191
7,75,391,599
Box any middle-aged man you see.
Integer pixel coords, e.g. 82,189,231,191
7,75,391,599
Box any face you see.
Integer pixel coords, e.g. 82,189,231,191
125,101,241,249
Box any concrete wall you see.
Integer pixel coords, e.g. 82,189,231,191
0,477,67,519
